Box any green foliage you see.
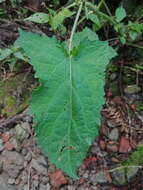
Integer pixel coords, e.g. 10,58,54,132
123,144,143,166
0,45,28,71
50,8,74,30
115,6,126,22
16,28,116,178
25,13,49,24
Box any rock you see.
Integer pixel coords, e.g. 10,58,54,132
126,167,139,181
107,120,117,128
15,123,29,140
9,138,21,152
0,177,17,190
111,166,127,185
109,128,119,141
39,184,47,190
106,144,118,152
4,142,14,151
124,85,141,94
90,171,108,184
2,151,24,178
31,157,48,175
50,170,67,188
41,176,49,184
7,178,15,184
1,133,10,142
0,139,4,152
33,180,39,187
46,183,51,190
110,73,117,81
119,137,132,153
67,185,76,190
25,152,32,162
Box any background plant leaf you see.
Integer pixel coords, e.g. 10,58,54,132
115,6,126,22
16,29,117,178
25,12,49,23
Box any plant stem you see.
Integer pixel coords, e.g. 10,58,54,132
69,1,83,54
97,0,105,10
85,1,116,25
126,42,143,50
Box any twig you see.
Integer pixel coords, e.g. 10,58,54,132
0,112,28,132
109,165,143,173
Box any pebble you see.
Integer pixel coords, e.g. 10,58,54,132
67,185,76,190
119,137,132,153
31,158,48,175
46,183,51,190
109,128,119,141
0,177,17,190
2,151,24,178
15,124,29,140
39,184,47,190
0,139,4,152
24,152,32,162
107,120,117,128
7,178,15,185
90,171,108,184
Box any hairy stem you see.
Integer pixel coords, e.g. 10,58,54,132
86,1,116,25
69,1,83,55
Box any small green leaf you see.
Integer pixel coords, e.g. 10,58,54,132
16,29,117,178
120,36,126,44
129,31,138,41
0,0,5,3
50,8,74,30
115,6,126,22
0,48,12,61
25,12,49,24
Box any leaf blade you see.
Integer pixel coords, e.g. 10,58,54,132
16,29,117,178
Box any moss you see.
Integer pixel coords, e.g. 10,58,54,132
0,72,35,117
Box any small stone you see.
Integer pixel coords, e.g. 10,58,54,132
2,151,24,178
46,183,51,190
99,140,106,150
4,142,14,151
25,152,32,162
106,144,118,152
82,171,89,179
23,185,29,190
1,133,10,143
124,85,141,94
0,177,17,190
39,184,47,190
0,139,4,152
15,124,29,140
9,138,21,152
90,171,108,184
22,148,28,156
33,180,39,187
111,166,126,185
110,73,117,81
119,137,132,153
107,120,118,128
31,158,48,175
50,170,67,188
41,176,49,184
109,128,119,141
8,178,15,184
67,185,76,190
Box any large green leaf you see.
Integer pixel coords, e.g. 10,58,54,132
16,29,117,178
